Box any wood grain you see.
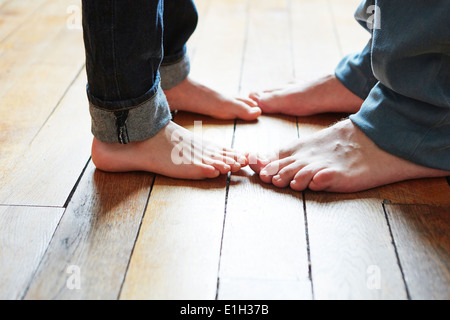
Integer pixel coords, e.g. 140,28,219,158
0,0,82,97
291,0,342,82
218,0,311,300
120,0,246,300
0,0,48,43
119,115,233,300
219,278,309,300
290,1,406,299
385,204,450,300
0,0,447,301
24,163,154,300
0,71,92,206
298,117,406,299
306,195,407,299
0,0,86,204
327,0,370,56
0,205,64,300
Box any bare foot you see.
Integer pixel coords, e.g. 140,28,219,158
164,78,262,121
91,121,248,180
248,119,449,193
249,74,364,116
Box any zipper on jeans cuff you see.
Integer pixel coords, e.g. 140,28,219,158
115,110,130,144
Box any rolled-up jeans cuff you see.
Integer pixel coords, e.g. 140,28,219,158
89,85,172,144
159,55,190,90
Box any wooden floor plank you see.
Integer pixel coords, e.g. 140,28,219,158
299,117,450,298
0,0,12,8
300,116,449,298
291,0,342,82
328,0,371,55
2,0,447,302
0,1,85,199
219,278,308,300
385,204,450,300
289,0,407,299
0,0,81,97
0,0,48,43
120,0,247,300
24,163,154,300
217,0,311,300
119,116,233,300
0,71,91,207
299,116,408,299
186,0,211,63
0,205,64,300
306,194,408,299
0,3,86,205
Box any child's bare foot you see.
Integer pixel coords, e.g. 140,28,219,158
248,119,449,193
91,121,248,179
249,74,364,116
164,78,262,121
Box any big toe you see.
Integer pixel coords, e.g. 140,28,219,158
248,153,271,174
235,99,262,120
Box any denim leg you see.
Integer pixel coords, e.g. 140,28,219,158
349,0,450,171
159,0,198,90
335,40,379,100
82,0,171,144
335,0,378,100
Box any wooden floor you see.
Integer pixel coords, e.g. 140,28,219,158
0,0,449,300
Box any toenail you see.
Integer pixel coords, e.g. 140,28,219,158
238,156,247,164
273,175,281,181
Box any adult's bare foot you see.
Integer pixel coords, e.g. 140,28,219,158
248,119,449,193
249,74,364,116
164,77,262,121
92,121,248,180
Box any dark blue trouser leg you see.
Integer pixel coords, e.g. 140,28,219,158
335,0,450,171
82,0,198,144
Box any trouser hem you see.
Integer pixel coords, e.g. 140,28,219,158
349,84,450,171
89,85,172,144
159,55,190,90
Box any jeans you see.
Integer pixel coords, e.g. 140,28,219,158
82,0,198,144
335,0,450,171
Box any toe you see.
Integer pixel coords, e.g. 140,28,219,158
216,149,248,167
237,97,258,108
260,158,294,184
308,169,336,191
249,92,261,103
220,155,242,172
290,166,319,191
205,158,231,175
235,102,262,121
248,153,271,174
272,161,303,188
200,165,221,179
249,88,281,102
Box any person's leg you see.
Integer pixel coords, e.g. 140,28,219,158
83,0,247,178
348,0,450,173
248,1,384,116
249,0,450,192
161,0,262,121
